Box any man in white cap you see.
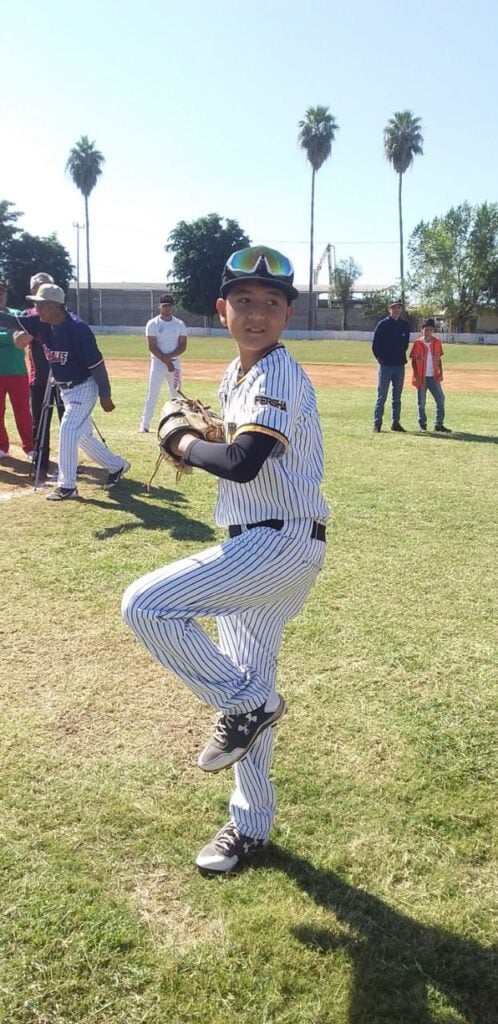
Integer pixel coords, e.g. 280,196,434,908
0,283,129,500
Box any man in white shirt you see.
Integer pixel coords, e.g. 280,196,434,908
138,294,187,433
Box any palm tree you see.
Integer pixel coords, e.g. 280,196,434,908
66,136,105,323
298,106,339,330
384,111,423,305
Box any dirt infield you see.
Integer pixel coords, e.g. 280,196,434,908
108,359,498,392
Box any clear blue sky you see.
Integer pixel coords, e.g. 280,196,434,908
3,0,497,290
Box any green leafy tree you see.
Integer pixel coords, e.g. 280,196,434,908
408,202,498,331
2,233,73,309
298,106,339,330
0,200,22,267
166,214,250,325
332,258,361,329
384,111,423,305
362,288,399,324
66,136,105,323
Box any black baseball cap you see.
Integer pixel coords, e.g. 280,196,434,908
220,246,299,302
159,294,174,304
422,318,436,328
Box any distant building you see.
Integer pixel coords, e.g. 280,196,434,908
67,283,498,333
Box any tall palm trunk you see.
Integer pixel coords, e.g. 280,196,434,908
398,171,405,305
307,167,316,331
84,196,94,323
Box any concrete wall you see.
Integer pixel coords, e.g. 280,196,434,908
69,285,498,337
67,286,379,331
67,287,207,328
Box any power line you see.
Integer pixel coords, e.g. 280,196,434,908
265,238,399,246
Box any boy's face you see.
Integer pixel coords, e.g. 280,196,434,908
423,326,433,340
216,282,293,362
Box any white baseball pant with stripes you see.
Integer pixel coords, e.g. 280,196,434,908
140,357,182,430
122,519,325,839
57,378,125,488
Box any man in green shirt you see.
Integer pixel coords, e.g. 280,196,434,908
0,280,34,457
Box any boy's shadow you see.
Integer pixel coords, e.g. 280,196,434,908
263,846,497,1024
83,476,216,543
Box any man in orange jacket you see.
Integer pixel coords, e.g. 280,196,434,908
410,319,451,432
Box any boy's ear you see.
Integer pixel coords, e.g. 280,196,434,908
216,296,227,326
285,303,294,327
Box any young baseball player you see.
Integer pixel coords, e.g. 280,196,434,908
0,284,129,499
138,294,187,433
410,319,451,432
122,246,328,874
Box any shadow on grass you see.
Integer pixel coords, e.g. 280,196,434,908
0,455,33,486
263,846,497,1024
411,431,498,445
84,477,217,543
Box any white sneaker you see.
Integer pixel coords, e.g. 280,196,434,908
138,426,149,433
26,451,37,460
196,821,268,874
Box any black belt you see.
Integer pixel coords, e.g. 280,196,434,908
228,519,326,542
58,378,89,390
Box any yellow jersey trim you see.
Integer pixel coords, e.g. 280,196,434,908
232,424,289,448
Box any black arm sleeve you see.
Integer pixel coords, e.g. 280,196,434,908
184,431,278,482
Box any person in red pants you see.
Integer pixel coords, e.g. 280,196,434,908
0,280,34,458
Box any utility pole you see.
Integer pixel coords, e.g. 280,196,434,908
73,222,84,316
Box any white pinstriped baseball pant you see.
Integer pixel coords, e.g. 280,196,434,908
57,378,125,488
140,357,181,430
122,520,325,839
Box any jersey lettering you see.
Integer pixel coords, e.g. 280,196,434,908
42,344,69,365
254,395,287,411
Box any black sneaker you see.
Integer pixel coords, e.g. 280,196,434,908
46,486,78,501
419,424,427,431
434,424,452,433
196,821,268,874
198,695,286,773
391,423,406,432
105,460,130,488
372,425,381,433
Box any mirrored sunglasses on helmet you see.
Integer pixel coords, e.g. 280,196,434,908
221,246,299,300
225,246,294,279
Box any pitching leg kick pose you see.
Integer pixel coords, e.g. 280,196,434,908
122,247,329,874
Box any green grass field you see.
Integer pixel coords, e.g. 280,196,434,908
1,347,497,1023
97,334,498,369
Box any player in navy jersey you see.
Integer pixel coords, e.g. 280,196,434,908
122,246,328,874
0,283,129,500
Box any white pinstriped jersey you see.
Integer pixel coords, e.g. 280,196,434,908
215,344,329,527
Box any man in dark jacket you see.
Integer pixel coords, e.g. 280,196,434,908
372,300,411,432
